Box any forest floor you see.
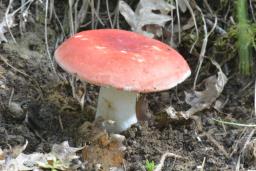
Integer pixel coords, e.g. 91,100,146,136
0,1,256,171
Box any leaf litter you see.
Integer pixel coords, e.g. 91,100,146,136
0,12,16,43
0,0,33,43
1,0,255,170
78,118,126,171
165,58,228,120
119,0,174,38
0,140,84,170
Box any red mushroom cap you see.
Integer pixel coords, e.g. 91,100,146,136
55,29,191,93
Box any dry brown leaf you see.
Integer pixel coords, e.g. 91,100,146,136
51,141,84,165
82,133,125,171
79,119,126,171
166,59,228,119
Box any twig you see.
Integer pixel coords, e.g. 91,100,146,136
175,0,181,43
122,159,127,171
203,0,213,15
205,18,227,35
0,54,43,99
68,0,75,35
249,0,256,22
154,152,186,171
213,118,256,127
235,155,241,171
90,0,95,29
201,131,229,158
5,0,16,43
224,1,231,21
8,88,14,107
94,0,105,27
241,129,255,153
19,0,32,34
113,0,120,28
199,157,206,171
4,0,33,40
0,55,30,77
229,128,247,157
49,0,54,20
106,0,113,28
69,75,77,99
89,0,104,29
170,0,174,45
80,87,86,111
45,0,58,77
183,0,199,53
74,0,79,32
193,5,217,89
76,0,89,32
58,115,64,131
69,75,86,111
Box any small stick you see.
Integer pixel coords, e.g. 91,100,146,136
193,5,217,89
202,131,229,158
183,0,199,53
8,88,14,107
58,115,64,131
154,152,186,171
199,157,206,171
0,54,43,99
45,0,58,77
106,0,113,28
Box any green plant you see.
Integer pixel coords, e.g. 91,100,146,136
214,1,256,74
145,160,155,171
236,0,255,75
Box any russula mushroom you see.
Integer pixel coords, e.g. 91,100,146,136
54,29,191,132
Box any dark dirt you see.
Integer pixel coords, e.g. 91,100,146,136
1,1,256,171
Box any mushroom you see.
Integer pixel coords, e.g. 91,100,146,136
54,29,191,132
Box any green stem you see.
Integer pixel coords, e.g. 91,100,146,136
237,0,252,75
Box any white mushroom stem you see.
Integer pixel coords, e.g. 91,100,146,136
96,87,138,133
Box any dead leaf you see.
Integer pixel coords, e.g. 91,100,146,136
118,1,136,30
119,0,174,38
213,100,225,112
15,152,46,170
9,140,28,158
135,0,174,15
51,141,84,166
0,140,83,170
82,133,125,171
166,59,228,119
173,17,195,33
